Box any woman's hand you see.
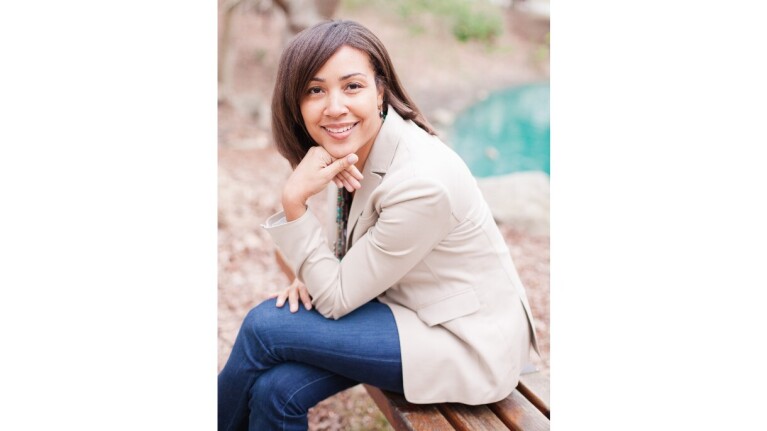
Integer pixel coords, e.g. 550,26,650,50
269,278,313,313
332,165,364,192
282,146,363,221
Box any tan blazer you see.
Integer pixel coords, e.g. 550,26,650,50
264,108,539,405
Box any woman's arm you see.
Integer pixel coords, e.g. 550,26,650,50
274,249,295,283
266,177,454,320
268,146,364,313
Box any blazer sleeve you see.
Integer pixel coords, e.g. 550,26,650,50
263,177,454,320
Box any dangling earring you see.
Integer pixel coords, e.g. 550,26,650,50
379,105,386,120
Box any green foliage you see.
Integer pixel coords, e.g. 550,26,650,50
534,31,550,62
451,4,502,42
350,0,503,44
402,0,503,43
253,48,267,64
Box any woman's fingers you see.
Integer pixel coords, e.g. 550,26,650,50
334,171,361,192
340,170,361,189
305,146,363,192
337,175,354,193
345,164,363,181
272,281,311,313
275,289,288,308
323,153,358,180
288,286,299,313
298,286,312,311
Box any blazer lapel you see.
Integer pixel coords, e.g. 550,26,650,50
345,106,404,247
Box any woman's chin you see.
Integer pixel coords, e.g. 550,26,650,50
324,146,354,160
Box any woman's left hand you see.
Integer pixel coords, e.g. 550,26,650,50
269,278,313,313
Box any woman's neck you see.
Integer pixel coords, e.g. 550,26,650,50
354,118,383,172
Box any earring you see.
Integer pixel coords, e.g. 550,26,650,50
379,106,385,119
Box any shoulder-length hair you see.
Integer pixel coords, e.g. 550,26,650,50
271,20,436,168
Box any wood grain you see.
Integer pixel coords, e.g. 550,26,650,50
365,372,551,430
489,390,549,431
518,372,550,418
365,385,456,431
439,403,509,430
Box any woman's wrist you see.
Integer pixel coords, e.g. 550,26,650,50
283,201,307,222
282,188,307,221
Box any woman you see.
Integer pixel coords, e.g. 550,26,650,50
218,20,539,431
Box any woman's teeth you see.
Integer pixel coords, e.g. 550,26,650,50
325,124,355,133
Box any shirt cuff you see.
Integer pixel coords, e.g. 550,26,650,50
262,211,288,228
262,208,325,277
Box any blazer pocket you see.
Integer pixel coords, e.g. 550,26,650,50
416,290,481,327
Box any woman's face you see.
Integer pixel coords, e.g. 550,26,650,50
300,45,384,169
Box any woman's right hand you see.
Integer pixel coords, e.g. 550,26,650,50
332,164,364,192
268,278,313,313
282,147,363,220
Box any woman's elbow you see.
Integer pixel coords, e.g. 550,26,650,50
313,297,352,320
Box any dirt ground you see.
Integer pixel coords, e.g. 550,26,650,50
218,2,549,429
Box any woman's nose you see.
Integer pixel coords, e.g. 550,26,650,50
324,92,348,117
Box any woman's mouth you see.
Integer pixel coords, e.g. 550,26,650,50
322,122,358,139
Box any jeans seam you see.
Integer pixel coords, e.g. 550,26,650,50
276,347,401,364
249,321,279,364
281,374,338,431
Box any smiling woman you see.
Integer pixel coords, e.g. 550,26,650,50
218,20,540,431
299,46,384,169
269,20,435,172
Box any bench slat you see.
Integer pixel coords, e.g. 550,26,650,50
438,403,510,431
366,372,551,431
489,390,550,431
518,372,550,418
364,385,456,431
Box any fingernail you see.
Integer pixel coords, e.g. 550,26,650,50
347,154,358,164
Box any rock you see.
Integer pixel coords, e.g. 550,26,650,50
476,171,549,236
484,146,500,160
515,0,550,20
431,108,455,127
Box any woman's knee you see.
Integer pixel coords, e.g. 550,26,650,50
249,366,313,420
241,298,282,338
249,369,284,412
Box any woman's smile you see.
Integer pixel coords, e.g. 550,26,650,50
322,122,359,139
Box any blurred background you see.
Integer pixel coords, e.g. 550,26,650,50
218,0,549,429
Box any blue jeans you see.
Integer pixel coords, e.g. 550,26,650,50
218,298,404,431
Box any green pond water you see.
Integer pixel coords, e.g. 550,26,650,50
450,83,550,177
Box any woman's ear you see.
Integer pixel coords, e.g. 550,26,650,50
377,82,385,106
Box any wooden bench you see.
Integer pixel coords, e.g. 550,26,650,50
364,371,549,431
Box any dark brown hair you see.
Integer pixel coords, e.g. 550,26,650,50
271,20,436,168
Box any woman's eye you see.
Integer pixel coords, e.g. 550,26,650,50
307,87,323,95
347,83,363,91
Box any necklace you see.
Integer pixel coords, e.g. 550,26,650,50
334,188,352,260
